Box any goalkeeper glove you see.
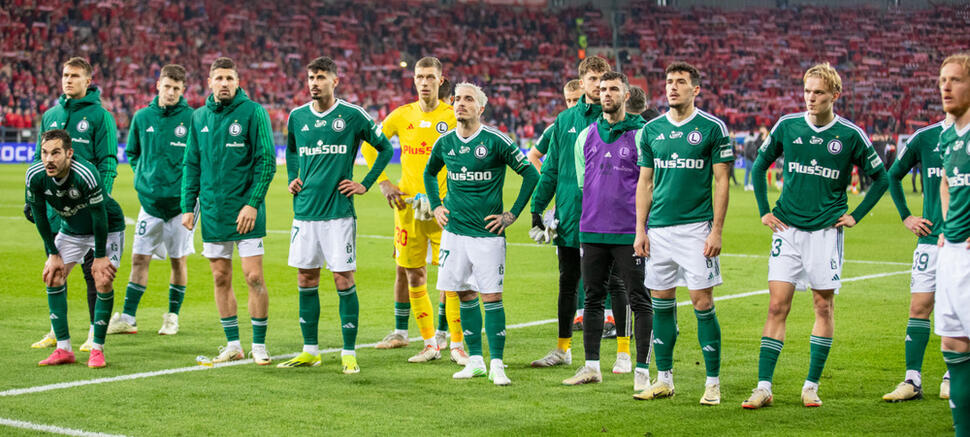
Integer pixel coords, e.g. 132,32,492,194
407,193,434,221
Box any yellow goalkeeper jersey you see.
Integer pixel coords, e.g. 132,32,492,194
362,101,456,196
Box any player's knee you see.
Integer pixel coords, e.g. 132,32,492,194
244,271,264,288
813,300,834,319
909,295,934,318
767,300,791,318
212,270,232,288
333,272,354,290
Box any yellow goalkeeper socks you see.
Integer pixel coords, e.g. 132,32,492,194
617,336,631,355
408,285,435,340
445,291,463,343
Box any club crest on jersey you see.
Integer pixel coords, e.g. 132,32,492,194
827,139,843,155
229,122,242,136
619,146,631,157
687,131,703,145
436,121,449,133
332,118,346,132
76,119,90,133
68,187,80,199
174,125,187,138
315,119,327,128
474,144,488,159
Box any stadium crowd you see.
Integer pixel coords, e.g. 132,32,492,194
0,0,968,141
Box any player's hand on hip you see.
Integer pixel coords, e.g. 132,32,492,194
703,231,722,257
181,212,195,231
433,206,450,228
42,254,66,286
834,214,856,228
236,205,257,234
633,232,650,257
485,211,516,235
338,179,366,197
288,177,303,195
903,215,932,237
761,213,788,232
378,180,405,209
92,256,116,284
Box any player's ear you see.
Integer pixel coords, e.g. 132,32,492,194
333,75,339,89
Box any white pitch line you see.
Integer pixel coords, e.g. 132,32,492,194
0,417,128,437
0,270,907,398
268,230,911,266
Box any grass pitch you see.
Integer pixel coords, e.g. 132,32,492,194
0,164,954,436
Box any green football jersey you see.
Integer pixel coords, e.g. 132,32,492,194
127,96,194,220
534,122,555,155
635,109,734,227
757,112,883,231
888,120,945,244
424,124,539,238
285,99,392,221
25,157,125,257
941,122,970,243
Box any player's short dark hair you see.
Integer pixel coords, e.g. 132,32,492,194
438,77,452,100
209,57,237,74
63,57,92,77
665,62,701,87
626,85,646,114
41,129,72,151
160,64,186,83
307,57,338,75
600,71,629,91
564,79,582,92
415,57,442,73
578,56,610,77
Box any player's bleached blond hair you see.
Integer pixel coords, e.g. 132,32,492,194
564,79,582,92
803,62,842,94
941,53,970,77
455,82,487,107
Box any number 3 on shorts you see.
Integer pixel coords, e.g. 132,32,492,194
770,238,782,257
438,249,450,268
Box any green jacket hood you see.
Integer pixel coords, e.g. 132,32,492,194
57,86,102,110
149,95,192,116
205,87,250,113
594,113,645,143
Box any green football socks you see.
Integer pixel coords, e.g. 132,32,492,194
298,286,320,346
338,285,359,351
652,297,678,372
484,300,506,360
460,298,483,356
47,285,69,341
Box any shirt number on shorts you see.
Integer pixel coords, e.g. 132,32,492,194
291,226,300,243
438,249,450,267
913,251,929,272
136,220,147,236
770,238,782,257
395,226,408,247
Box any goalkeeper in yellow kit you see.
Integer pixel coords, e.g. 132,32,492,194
362,57,467,364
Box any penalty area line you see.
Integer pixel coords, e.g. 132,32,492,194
0,270,906,398
0,417,128,437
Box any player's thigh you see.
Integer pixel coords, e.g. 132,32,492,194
643,227,684,290
767,227,809,289
394,208,430,269
131,208,166,257
469,235,506,294
423,220,442,267
670,222,723,290
54,233,91,265
436,231,475,292
935,242,970,338
202,241,235,260
162,214,196,259
803,227,842,291
910,244,938,293
320,217,356,273
106,231,124,268
288,219,324,269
